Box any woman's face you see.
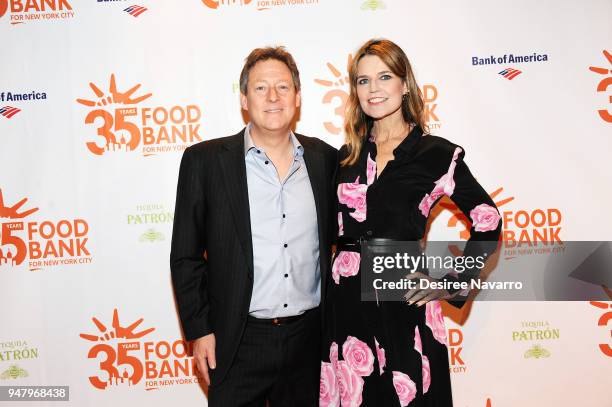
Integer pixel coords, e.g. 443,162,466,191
355,54,408,120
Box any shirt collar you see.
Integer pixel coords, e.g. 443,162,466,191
244,123,304,158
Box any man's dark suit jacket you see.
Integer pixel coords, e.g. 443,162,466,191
170,128,338,385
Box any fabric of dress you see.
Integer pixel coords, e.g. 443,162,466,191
319,126,502,407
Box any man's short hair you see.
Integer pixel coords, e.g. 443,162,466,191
239,46,301,95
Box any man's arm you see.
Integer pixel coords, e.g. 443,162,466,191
170,147,217,384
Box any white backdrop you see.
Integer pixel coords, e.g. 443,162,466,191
1,0,611,406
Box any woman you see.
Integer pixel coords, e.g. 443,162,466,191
319,39,502,406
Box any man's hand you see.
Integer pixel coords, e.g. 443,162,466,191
403,272,453,307
193,333,216,385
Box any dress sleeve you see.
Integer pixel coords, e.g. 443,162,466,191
439,146,502,303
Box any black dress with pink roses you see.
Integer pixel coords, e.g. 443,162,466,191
320,126,502,407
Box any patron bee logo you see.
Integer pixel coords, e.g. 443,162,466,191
588,50,612,123
360,0,385,10
76,74,203,157
0,0,75,25
80,309,199,391
523,344,550,359
0,364,29,379
315,54,441,135
0,188,92,271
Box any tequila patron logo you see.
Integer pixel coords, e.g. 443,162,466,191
590,301,612,357
512,321,559,359
127,204,173,243
79,309,199,391
0,0,75,25
201,0,319,12
0,188,92,271
315,54,441,135
76,74,202,157
0,340,38,364
588,50,612,123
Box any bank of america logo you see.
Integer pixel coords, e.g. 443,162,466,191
0,106,21,119
498,68,522,80
124,5,148,17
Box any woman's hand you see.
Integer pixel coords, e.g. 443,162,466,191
403,272,454,307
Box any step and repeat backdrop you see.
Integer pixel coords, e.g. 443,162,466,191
1,0,611,406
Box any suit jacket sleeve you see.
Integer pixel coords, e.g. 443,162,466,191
170,146,212,341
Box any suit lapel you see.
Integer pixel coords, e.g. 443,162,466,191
218,130,254,275
299,135,329,298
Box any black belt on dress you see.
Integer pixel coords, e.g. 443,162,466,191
247,306,318,326
337,236,414,253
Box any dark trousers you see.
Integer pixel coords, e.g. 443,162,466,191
208,308,321,407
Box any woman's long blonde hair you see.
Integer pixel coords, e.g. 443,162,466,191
342,39,428,166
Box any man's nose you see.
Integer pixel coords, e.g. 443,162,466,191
267,87,279,102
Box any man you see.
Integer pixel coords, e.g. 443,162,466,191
170,46,337,406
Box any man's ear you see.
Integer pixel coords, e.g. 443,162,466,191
240,93,248,111
295,90,301,108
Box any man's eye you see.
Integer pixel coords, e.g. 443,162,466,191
255,86,266,91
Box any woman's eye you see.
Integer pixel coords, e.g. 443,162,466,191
380,74,392,80
357,78,368,85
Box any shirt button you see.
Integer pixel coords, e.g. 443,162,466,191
265,160,269,164
284,274,288,278
284,243,288,248
283,304,288,308
366,230,373,236
256,149,261,154
282,214,286,218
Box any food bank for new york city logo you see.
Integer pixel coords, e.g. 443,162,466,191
315,54,441,136
0,189,92,271
588,50,612,123
0,0,75,25
76,74,202,157
437,187,564,259
80,309,199,391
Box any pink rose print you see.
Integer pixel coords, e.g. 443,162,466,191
418,147,462,217
338,212,344,236
374,337,386,375
469,203,501,232
331,251,360,285
342,336,374,377
337,360,364,407
320,362,340,407
413,326,431,393
421,354,431,394
366,153,377,185
337,176,368,222
392,371,417,407
414,326,423,354
425,301,448,346
330,342,339,373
